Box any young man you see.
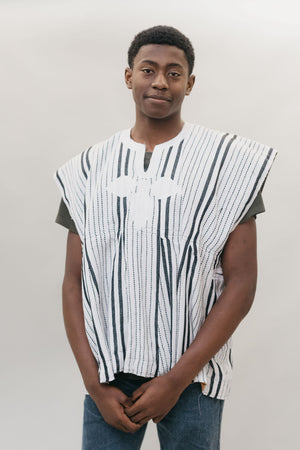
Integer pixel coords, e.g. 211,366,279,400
55,26,276,449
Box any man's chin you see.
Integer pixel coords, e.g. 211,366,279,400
142,110,175,121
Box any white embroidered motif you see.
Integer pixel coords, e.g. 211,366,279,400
106,175,182,229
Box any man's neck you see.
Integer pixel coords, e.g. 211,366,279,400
130,115,184,152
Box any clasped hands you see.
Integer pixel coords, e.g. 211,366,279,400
123,375,181,427
94,373,182,433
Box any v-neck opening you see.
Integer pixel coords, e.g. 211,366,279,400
122,123,191,176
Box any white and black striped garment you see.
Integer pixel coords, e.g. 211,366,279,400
55,123,276,399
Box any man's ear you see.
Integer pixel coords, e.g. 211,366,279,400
185,74,195,96
125,67,133,89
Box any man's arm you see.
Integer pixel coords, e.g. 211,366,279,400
62,231,140,433
125,218,257,425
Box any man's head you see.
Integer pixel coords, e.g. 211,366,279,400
128,25,195,75
125,26,195,122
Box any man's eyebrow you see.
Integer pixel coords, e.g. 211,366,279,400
140,60,184,69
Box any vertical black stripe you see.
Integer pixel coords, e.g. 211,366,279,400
165,196,174,366
125,148,130,175
229,349,233,367
165,197,170,238
210,289,218,314
187,313,191,349
187,248,197,302
85,146,92,170
82,272,109,380
171,139,184,179
83,181,88,237
214,363,223,398
85,247,99,296
160,239,171,302
114,141,125,366
206,361,223,398
83,194,86,225
117,197,121,239
91,331,109,381
122,197,127,245
186,254,192,346
163,197,172,300
161,146,173,177
118,238,126,356
207,361,215,397
117,143,123,177
154,200,162,376
205,280,215,317
182,245,193,354
56,172,70,206
123,147,130,242
111,258,120,371
81,152,88,179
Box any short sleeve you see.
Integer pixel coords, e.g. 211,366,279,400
54,145,94,239
240,191,265,224
55,199,78,234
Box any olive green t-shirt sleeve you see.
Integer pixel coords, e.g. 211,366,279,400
55,198,78,234
239,191,265,223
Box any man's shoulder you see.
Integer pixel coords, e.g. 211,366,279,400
189,123,271,148
59,129,127,170
187,122,235,141
87,128,130,155
187,124,276,173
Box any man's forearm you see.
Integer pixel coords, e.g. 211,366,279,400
167,279,255,392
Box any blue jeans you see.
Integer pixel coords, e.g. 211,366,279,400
82,376,224,450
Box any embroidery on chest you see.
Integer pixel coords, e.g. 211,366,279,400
106,175,182,229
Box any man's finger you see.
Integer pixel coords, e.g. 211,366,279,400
152,414,165,424
120,397,133,408
121,414,142,433
125,402,143,417
131,386,145,402
129,412,150,424
135,416,151,426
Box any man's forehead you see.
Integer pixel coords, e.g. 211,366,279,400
133,44,188,68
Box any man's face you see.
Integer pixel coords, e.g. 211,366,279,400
125,44,195,121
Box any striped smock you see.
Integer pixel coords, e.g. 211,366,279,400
55,123,276,399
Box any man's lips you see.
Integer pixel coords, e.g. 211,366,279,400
145,95,172,102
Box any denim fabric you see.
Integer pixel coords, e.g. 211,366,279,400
82,376,224,450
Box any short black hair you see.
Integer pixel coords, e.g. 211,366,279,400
128,25,195,75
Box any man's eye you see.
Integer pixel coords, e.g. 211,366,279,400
169,72,180,77
142,69,153,74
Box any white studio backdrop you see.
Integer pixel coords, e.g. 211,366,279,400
0,1,299,449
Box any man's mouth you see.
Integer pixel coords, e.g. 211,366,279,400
145,95,172,102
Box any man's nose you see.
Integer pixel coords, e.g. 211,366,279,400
152,72,168,89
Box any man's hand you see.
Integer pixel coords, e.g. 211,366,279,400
90,384,142,433
124,374,182,425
